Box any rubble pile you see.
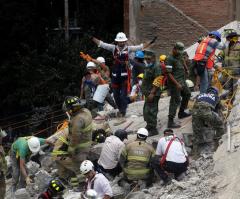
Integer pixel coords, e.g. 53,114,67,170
5,86,240,198
126,155,216,199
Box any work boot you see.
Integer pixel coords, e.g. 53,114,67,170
178,111,191,119
147,127,159,136
167,118,181,128
192,145,200,160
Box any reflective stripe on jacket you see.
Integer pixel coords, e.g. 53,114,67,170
194,38,216,69
121,140,154,180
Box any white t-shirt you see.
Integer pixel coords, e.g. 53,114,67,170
87,173,113,198
156,135,188,163
98,135,125,169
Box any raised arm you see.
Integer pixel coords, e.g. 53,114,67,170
92,37,115,52
128,36,157,52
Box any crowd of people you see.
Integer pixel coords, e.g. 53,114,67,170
0,29,240,199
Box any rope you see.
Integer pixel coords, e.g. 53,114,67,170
1,108,63,129
7,113,66,131
214,68,240,122
0,102,62,122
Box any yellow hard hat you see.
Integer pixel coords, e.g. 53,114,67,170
159,55,166,62
137,73,144,79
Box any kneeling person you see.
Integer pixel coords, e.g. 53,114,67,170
152,129,188,184
120,128,155,186
97,129,127,177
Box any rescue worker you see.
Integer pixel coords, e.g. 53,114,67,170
128,73,144,102
151,129,188,184
224,31,240,68
193,31,226,93
56,96,93,182
92,32,155,119
80,160,113,199
91,56,117,110
192,87,225,158
120,128,155,186
10,136,49,191
141,50,162,135
223,31,240,92
0,129,7,199
166,42,191,128
97,129,127,177
130,50,145,85
80,62,99,117
38,178,65,199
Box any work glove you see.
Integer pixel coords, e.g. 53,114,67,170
25,176,33,185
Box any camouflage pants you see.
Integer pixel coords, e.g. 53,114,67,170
168,83,191,119
143,95,160,129
0,172,6,199
192,104,225,146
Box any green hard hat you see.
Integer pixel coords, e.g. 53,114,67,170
174,42,185,52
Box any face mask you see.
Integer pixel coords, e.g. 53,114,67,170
138,80,143,86
231,37,238,43
146,62,154,67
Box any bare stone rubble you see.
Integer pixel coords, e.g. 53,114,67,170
26,161,40,176
126,155,216,199
14,188,31,199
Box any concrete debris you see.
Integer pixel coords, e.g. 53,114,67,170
14,188,31,199
40,155,55,172
62,190,81,199
33,169,52,193
4,86,240,198
26,161,40,176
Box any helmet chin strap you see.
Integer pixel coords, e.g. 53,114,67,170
66,112,71,121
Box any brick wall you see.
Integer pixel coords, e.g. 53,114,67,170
168,0,231,31
135,0,232,56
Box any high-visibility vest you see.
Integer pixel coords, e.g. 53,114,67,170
194,38,216,69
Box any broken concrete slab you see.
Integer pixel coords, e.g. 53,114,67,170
26,161,40,176
14,188,31,199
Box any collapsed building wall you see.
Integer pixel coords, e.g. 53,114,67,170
128,0,232,55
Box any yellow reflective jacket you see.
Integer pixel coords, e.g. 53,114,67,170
121,140,155,181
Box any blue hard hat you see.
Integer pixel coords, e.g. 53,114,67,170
135,51,144,59
209,31,221,42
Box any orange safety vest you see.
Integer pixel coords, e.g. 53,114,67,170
194,38,215,69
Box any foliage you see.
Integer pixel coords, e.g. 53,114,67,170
0,0,123,135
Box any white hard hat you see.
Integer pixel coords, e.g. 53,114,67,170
27,137,41,153
96,57,105,63
185,79,194,88
84,189,98,199
115,32,128,42
86,62,96,69
137,128,149,137
80,160,94,174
